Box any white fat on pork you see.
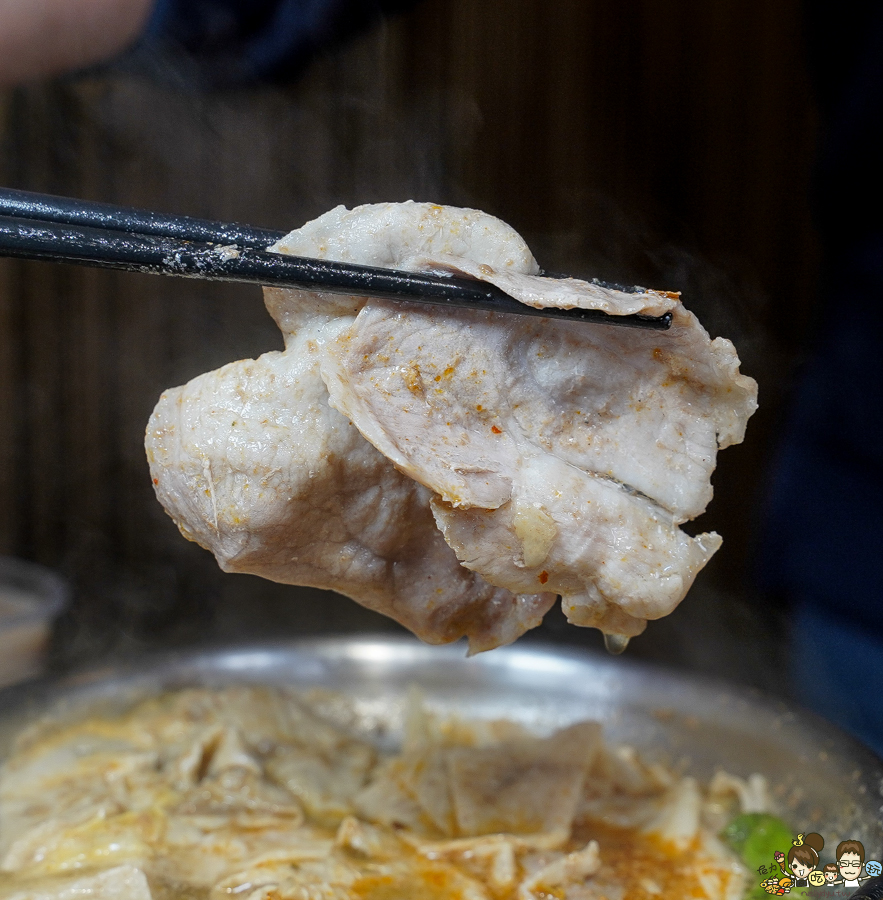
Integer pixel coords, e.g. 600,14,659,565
147,201,757,646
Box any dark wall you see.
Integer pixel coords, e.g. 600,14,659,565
0,0,818,683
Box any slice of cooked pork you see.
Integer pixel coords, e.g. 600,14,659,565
147,202,756,648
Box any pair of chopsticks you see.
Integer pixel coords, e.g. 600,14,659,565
0,188,671,330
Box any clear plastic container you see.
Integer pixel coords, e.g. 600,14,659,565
0,557,69,686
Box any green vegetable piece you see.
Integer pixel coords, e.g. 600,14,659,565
723,813,793,899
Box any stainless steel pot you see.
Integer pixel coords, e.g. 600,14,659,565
0,636,879,848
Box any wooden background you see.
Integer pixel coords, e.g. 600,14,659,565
0,0,817,686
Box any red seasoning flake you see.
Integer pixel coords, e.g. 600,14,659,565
538,570,549,584
491,425,502,435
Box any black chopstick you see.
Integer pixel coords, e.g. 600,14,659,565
0,186,284,248
0,188,673,331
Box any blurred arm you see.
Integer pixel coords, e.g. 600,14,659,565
0,0,154,86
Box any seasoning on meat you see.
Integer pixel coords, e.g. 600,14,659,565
146,202,757,649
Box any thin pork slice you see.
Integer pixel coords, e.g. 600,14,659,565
148,201,756,647
272,202,757,639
